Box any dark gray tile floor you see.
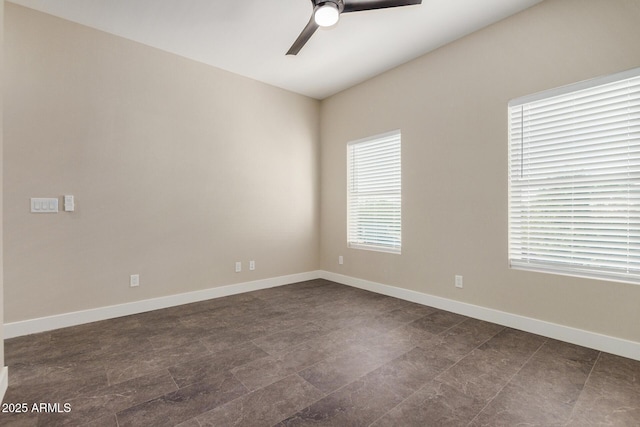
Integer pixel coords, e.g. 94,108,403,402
1,279,639,426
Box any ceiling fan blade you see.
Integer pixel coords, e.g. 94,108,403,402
342,0,422,13
287,16,320,55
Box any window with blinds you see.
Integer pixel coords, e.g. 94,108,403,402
347,130,401,254
508,67,640,284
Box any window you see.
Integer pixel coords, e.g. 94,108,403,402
508,67,640,284
347,130,401,254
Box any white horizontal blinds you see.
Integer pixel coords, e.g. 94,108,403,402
347,130,401,253
509,68,640,283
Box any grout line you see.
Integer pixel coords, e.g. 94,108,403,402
294,372,328,398
434,325,507,382
294,344,423,426
231,371,251,393
166,367,181,391
465,337,548,426
563,350,602,426
366,385,415,425
422,312,479,340
367,324,506,427
366,363,450,427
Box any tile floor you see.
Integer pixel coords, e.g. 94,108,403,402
1,279,639,426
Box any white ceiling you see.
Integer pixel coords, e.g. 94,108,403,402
9,0,542,99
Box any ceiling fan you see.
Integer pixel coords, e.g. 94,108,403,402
287,0,423,55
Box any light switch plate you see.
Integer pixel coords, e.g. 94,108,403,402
64,195,75,212
31,198,58,213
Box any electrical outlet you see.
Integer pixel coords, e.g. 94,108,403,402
339,255,344,265
235,261,242,273
64,195,75,212
249,260,255,271
130,274,140,287
455,275,463,289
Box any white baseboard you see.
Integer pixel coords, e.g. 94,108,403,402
4,271,321,339
4,269,639,362
321,271,640,362
0,367,8,403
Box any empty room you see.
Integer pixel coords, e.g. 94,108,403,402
1,0,639,425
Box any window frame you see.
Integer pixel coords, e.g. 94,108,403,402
508,67,640,284
347,130,402,254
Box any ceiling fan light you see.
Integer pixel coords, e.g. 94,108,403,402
314,3,340,27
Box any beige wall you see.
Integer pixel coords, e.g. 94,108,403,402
5,0,640,347
320,0,640,342
4,4,320,322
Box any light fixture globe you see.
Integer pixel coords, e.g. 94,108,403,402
314,2,340,27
